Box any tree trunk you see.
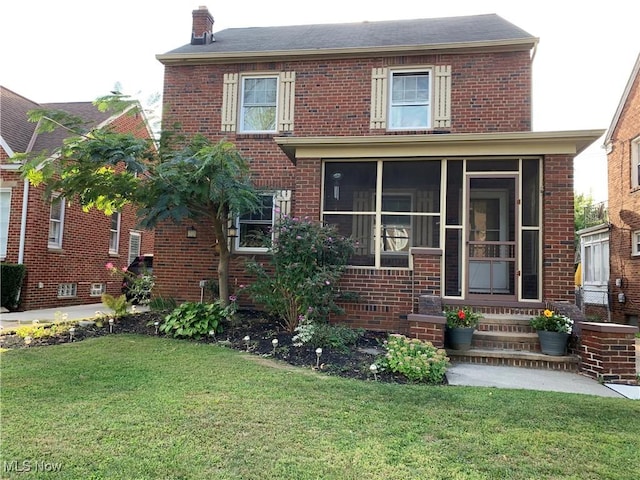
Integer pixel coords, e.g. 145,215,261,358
218,247,230,307
212,216,230,307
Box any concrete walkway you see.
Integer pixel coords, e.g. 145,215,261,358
1,303,637,399
0,303,147,329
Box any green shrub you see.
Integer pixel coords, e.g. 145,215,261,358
159,301,236,339
378,334,450,384
312,323,364,353
245,216,355,332
148,296,178,312
1,263,26,310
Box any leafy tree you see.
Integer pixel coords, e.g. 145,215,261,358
16,94,259,306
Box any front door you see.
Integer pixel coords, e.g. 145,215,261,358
466,176,517,299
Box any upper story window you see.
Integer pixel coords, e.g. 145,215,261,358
389,71,431,130
221,72,296,133
109,212,121,254
631,136,640,189
370,65,451,131
48,194,65,249
240,77,278,133
633,230,640,256
233,190,291,253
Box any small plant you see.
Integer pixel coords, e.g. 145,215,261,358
530,309,573,333
158,300,237,339
310,323,364,353
292,316,315,347
443,306,482,328
377,334,449,384
101,293,130,318
148,296,178,312
15,323,71,339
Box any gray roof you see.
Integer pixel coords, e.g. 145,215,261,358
163,14,536,56
1,86,113,159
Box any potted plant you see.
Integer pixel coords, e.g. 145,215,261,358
530,309,574,356
444,306,482,351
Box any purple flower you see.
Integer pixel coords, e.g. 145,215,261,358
229,295,237,302
325,280,331,285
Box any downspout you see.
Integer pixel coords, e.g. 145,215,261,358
18,178,29,264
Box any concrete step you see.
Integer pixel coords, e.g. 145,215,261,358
476,314,536,333
446,348,579,371
472,330,540,351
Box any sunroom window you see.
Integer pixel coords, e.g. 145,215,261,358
322,160,441,268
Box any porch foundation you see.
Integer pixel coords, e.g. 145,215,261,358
578,322,639,385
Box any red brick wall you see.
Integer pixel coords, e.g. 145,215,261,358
1,112,155,310
542,154,576,301
607,70,640,324
579,322,638,384
162,51,532,140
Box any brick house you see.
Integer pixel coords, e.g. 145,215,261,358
0,86,154,310
603,53,640,327
154,7,603,334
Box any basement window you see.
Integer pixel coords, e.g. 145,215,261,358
90,283,105,297
57,283,77,298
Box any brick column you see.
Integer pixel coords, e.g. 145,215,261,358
578,322,639,385
408,314,446,348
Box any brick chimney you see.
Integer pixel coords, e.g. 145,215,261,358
191,6,214,45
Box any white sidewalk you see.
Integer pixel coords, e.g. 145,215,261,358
0,303,147,329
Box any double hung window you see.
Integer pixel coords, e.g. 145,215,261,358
109,212,121,254
0,189,10,259
389,71,430,130
240,77,278,133
234,190,291,252
632,136,640,189
48,194,65,249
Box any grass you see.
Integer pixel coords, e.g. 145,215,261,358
1,335,639,479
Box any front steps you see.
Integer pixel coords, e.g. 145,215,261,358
446,314,580,371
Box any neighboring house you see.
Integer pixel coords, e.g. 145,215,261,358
603,53,640,327
153,7,603,332
0,86,154,310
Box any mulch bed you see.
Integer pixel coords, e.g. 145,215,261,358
0,310,418,383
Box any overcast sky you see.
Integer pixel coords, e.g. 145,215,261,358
2,0,638,202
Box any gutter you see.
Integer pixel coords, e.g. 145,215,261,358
18,178,29,264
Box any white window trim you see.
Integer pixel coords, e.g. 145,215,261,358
0,188,11,260
90,283,105,297
388,68,432,131
581,231,610,286
239,75,279,134
633,230,640,256
109,212,121,254
234,190,291,253
48,194,65,249
128,231,142,265
631,136,640,189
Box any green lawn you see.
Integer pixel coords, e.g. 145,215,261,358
1,335,639,479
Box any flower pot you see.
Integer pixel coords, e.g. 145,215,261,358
537,330,569,356
446,327,475,351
